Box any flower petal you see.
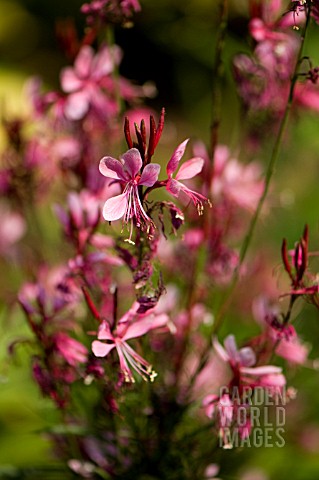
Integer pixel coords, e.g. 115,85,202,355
92,340,115,357
166,178,182,197
241,365,282,375
223,335,239,362
99,156,127,180
166,139,189,176
97,321,114,341
213,336,230,362
60,68,83,93
175,157,204,180
74,45,93,78
121,148,142,178
102,192,128,221
64,91,90,120
139,163,161,187
238,347,256,367
92,45,121,78
258,373,286,388
124,313,169,341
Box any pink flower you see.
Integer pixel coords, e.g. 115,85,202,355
166,139,211,215
81,0,141,25
92,304,169,382
54,190,101,252
212,145,264,211
203,391,251,449
99,148,160,242
275,332,309,365
0,204,25,255
60,45,120,120
55,332,88,366
214,335,285,387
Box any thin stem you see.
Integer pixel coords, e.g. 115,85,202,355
238,5,311,270
215,4,312,331
186,6,312,394
210,0,228,168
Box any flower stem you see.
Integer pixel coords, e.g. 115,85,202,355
238,5,311,270
187,6,312,393
209,0,228,177
214,4,312,333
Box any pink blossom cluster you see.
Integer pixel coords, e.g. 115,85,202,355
233,0,319,141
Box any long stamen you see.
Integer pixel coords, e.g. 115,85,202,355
121,341,157,382
115,342,135,383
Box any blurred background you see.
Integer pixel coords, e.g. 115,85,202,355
1,0,319,479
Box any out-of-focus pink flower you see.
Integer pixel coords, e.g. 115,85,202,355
275,332,309,365
51,137,82,168
207,241,239,285
294,80,319,112
212,145,264,211
183,228,204,249
0,205,25,255
233,2,302,119
249,0,305,42
204,463,221,480
92,303,169,382
54,190,100,252
60,44,121,120
214,335,285,387
203,391,251,448
166,139,210,215
55,332,88,366
123,107,157,137
18,265,81,318
81,0,141,26
99,148,160,241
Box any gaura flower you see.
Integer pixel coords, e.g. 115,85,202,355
99,148,160,242
166,139,211,215
54,332,88,367
92,303,169,382
214,335,286,388
60,44,120,120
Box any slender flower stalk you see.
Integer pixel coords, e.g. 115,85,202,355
185,5,312,395
215,2,311,330
210,0,229,173
238,3,311,270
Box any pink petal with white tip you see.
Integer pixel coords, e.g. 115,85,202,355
102,192,128,221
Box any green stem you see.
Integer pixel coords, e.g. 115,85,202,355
213,4,312,333
186,6,312,394
210,0,228,173
105,25,123,117
238,6,311,270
